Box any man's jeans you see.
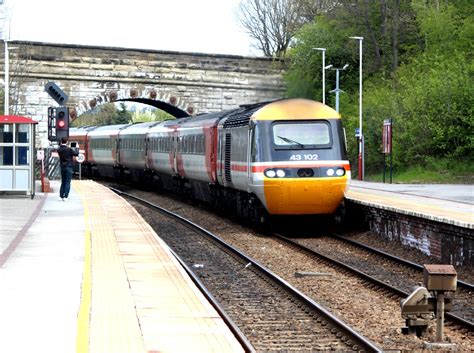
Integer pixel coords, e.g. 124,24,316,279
60,166,73,198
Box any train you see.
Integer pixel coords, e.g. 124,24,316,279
69,98,350,223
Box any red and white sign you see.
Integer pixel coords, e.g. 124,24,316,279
37,150,44,161
76,153,85,163
382,119,392,154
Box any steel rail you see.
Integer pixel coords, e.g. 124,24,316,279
332,233,474,291
273,233,474,332
111,187,382,352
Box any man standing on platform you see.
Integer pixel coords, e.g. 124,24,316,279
57,136,79,201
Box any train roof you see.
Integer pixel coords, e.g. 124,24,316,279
147,118,186,133
87,124,131,136
119,121,162,135
251,98,340,121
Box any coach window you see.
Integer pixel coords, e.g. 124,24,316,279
193,135,197,154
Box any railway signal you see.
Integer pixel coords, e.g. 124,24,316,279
55,106,69,140
44,82,69,106
47,106,70,141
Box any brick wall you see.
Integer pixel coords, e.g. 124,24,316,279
346,201,474,266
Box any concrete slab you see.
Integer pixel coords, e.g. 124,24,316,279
0,180,85,353
347,180,474,228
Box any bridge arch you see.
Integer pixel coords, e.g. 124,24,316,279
72,87,193,120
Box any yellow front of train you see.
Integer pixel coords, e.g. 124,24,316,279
250,99,350,215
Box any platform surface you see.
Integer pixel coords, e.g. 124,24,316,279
346,180,473,229
0,180,245,353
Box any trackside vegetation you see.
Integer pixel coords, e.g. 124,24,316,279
284,0,473,183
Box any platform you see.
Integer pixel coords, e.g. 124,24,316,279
346,180,474,229
0,180,245,353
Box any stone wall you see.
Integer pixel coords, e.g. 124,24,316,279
345,200,474,266
1,41,286,147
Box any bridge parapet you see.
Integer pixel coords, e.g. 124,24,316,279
1,40,285,147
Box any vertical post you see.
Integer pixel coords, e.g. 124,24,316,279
3,2,11,116
383,154,386,183
4,40,9,115
350,36,364,180
436,292,445,342
321,49,326,105
312,48,327,104
390,151,393,184
335,69,340,112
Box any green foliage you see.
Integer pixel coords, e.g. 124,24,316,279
284,0,473,181
72,103,175,127
131,109,175,123
285,16,357,101
115,102,132,124
367,157,474,184
73,103,120,127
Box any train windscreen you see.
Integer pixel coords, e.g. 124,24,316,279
272,122,331,148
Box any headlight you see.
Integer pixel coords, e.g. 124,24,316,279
276,169,286,178
265,169,276,178
326,168,335,176
336,168,345,176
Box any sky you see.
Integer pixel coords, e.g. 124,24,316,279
5,0,257,56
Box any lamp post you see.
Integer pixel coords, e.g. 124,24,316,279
350,36,364,180
312,47,327,104
5,41,10,115
329,64,349,113
2,0,11,115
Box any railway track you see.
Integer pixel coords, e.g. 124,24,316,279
107,183,473,350
111,187,381,352
275,233,474,331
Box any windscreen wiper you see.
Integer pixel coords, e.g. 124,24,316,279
277,135,305,148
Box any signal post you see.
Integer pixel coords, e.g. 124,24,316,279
45,82,69,142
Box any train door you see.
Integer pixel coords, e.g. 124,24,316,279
246,125,252,183
172,133,178,175
216,128,225,185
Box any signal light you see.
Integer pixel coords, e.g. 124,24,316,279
55,106,69,140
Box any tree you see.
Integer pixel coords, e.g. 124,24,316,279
284,0,473,176
237,0,334,57
114,102,132,124
329,0,418,74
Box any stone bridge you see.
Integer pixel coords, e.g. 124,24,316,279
2,41,285,147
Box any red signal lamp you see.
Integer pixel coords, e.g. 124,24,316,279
58,120,66,128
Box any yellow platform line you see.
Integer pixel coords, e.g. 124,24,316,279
76,182,92,353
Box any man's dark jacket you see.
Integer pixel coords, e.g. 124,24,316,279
57,144,79,169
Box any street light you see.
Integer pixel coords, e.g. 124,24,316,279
350,36,364,180
312,48,327,104
328,64,349,113
2,1,12,115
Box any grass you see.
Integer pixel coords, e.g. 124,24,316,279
365,157,474,184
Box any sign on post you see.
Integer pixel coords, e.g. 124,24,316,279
382,119,392,154
382,119,393,184
37,150,44,161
